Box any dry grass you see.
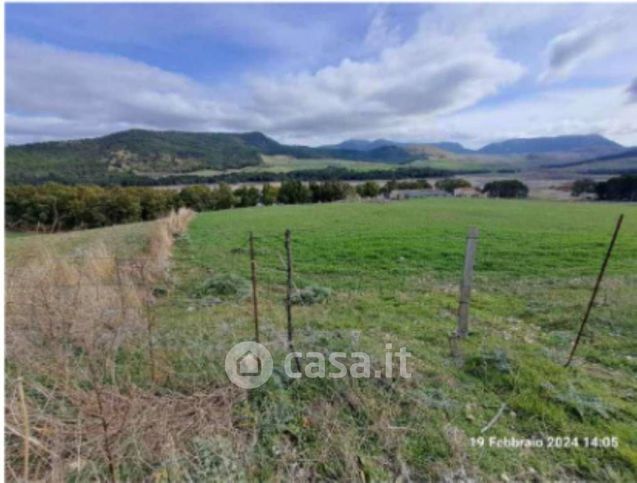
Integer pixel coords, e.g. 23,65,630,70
4,209,244,481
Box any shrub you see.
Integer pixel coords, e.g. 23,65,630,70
197,273,250,298
290,285,331,305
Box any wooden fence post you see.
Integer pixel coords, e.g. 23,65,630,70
249,231,260,343
284,229,301,372
456,227,479,338
565,214,624,367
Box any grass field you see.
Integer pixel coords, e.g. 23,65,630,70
154,198,637,480
6,198,637,480
190,154,402,176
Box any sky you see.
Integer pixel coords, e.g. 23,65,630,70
5,3,637,148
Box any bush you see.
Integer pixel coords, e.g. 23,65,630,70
435,178,471,193
356,181,381,198
197,273,250,298
482,179,529,198
290,285,331,305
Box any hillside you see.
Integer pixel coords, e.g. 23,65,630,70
321,138,396,151
6,129,421,184
543,148,637,173
324,138,474,155
5,129,265,183
7,130,633,186
478,134,623,156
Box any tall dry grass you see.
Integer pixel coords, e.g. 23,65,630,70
4,209,245,481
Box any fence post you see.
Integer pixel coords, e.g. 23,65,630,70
249,231,260,343
456,227,479,338
284,229,301,372
565,214,624,367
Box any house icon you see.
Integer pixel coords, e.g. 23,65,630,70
236,350,262,376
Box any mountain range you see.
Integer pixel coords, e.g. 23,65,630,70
5,129,635,184
323,134,625,157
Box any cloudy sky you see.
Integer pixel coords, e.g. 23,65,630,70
6,3,637,147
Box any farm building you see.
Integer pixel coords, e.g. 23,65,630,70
390,189,450,200
453,187,484,198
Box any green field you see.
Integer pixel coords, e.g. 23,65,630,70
6,198,637,480
190,154,401,176
153,198,637,480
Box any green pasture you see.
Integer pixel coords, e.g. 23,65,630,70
6,197,636,480
154,198,637,480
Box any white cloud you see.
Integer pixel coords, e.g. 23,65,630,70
5,38,251,144
628,78,637,103
7,5,637,147
6,23,523,145
247,28,523,141
364,7,401,51
539,18,632,82
434,86,637,148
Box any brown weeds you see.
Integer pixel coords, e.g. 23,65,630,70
4,209,241,481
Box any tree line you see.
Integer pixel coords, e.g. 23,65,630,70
6,180,394,231
17,175,632,233
7,165,491,187
572,175,637,201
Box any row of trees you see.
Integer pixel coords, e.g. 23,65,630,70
9,165,489,187
6,177,544,232
5,180,386,231
572,175,637,201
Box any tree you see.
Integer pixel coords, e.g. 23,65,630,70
178,185,214,211
309,180,352,203
381,180,398,197
277,180,311,204
104,187,143,224
482,179,529,198
595,175,637,201
571,178,598,197
435,178,471,193
234,185,260,207
138,187,177,220
261,183,278,205
356,181,381,198
211,183,236,210
395,179,432,190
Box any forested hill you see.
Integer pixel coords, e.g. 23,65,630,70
6,129,419,184
6,130,263,183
